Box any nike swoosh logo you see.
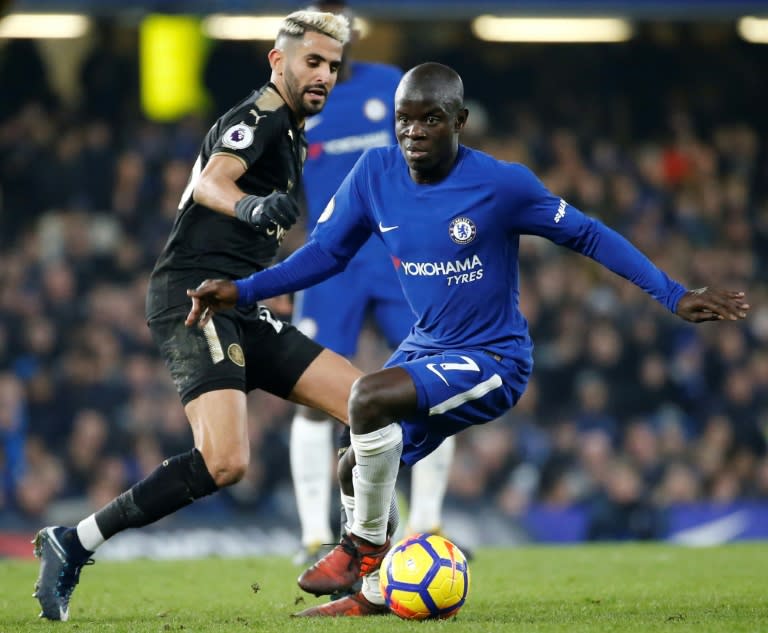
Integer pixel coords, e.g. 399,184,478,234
426,363,449,386
379,221,399,233
669,511,750,546
46,528,68,563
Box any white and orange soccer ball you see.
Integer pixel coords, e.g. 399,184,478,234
379,533,470,620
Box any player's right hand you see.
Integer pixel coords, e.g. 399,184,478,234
675,287,750,323
234,192,300,231
185,279,238,328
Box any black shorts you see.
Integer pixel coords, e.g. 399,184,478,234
149,304,324,405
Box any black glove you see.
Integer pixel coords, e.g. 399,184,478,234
234,192,300,231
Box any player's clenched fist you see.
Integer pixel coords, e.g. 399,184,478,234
185,279,238,328
234,191,300,231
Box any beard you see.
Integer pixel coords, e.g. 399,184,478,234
284,68,326,118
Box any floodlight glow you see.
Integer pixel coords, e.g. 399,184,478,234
201,14,370,41
202,15,284,41
0,13,90,39
738,16,768,43
472,16,632,43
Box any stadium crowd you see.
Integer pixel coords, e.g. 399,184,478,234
1,27,767,542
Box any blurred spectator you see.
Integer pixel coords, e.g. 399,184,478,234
654,461,701,506
203,41,266,121
0,104,58,240
0,373,27,507
0,40,58,119
623,420,664,489
571,372,619,443
586,458,665,541
61,409,114,498
78,20,139,131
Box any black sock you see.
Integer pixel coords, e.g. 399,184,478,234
94,448,218,540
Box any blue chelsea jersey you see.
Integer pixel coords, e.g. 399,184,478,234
312,145,534,362
311,144,685,363
303,62,401,276
303,62,400,225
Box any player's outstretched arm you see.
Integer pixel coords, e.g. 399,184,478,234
185,280,238,328
675,287,750,323
185,238,350,328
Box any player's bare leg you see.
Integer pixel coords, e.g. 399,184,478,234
287,348,361,422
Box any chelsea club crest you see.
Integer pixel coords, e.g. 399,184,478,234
448,216,477,244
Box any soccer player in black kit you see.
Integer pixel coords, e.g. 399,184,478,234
32,10,360,622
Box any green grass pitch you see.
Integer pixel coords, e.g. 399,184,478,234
2,543,766,632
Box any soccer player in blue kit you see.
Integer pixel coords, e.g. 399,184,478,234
289,1,457,564
186,62,750,616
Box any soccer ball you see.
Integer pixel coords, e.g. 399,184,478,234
379,533,470,620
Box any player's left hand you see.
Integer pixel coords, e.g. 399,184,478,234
185,279,238,328
675,287,750,323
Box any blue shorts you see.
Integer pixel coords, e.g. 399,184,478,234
386,348,531,465
293,259,414,356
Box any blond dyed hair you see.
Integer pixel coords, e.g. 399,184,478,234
277,10,350,45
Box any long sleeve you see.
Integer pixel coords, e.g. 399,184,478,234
564,217,687,312
234,238,347,308
501,162,687,313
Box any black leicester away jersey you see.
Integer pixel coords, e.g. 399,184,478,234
146,82,307,319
